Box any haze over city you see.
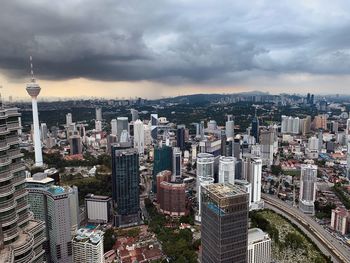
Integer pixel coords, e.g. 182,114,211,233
2,0,350,99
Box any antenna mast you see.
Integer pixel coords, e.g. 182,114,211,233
30,56,35,82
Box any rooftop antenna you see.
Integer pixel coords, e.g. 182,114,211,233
30,56,35,83
0,85,2,109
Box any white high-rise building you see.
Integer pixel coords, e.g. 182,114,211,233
26,173,80,263
26,58,43,167
246,158,263,209
130,109,139,122
225,115,234,140
72,228,104,263
95,107,102,121
111,119,117,136
260,127,276,166
281,115,300,134
218,156,235,184
66,113,73,126
306,136,319,159
41,122,48,141
133,119,145,155
95,120,102,132
247,228,271,263
299,164,317,215
196,153,215,222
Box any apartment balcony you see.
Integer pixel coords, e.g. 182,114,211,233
3,227,19,242
7,122,21,131
0,157,12,167
0,125,9,135
6,135,19,145
17,211,33,226
0,197,16,212
6,109,20,117
16,199,29,212
11,163,26,173
12,175,26,186
0,140,10,151
0,171,13,182
0,184,15,197
0,210,18,227
14,188,28,200
8,149,23,159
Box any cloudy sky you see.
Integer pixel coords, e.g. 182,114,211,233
1,0,350,99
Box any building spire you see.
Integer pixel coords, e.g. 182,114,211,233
30,56,35,83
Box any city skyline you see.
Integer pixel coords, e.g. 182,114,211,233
1,1,350,98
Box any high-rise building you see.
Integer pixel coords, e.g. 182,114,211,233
26,59,43,167
130,109,139,122
152,144,172,193
251,116,259,143
243,157,263,209
306,136,319,159
313,114,327,130
247,228,271,263
133,119,144,155
72,228,104,263
218,156,235,184
172,147,182,181
281,115,300,134
26,172,79,263
111,145,140,227
95,107,102,121
117,117,129,137
299,164,317,215
40,123,48,142
95,120,102,132
110,119,117,136
85,194,112,224
150,114,158,141
330,208,350,235
158,176,187,217
201,183,249,263
66,113,73,126
176,126,185,150
260,127,276,166
69,135,83,155
0,107,46,263
303,116,311,135
225,115,234,139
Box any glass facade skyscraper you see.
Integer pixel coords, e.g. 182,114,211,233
152,145,172,193
201,183,249,263
111,145,140,227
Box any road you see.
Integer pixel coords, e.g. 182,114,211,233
262,194,350,263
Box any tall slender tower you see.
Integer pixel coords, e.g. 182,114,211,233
26,56,43,167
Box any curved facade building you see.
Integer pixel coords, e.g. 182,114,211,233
0,108,46,263
159,181,187,217
218,156,235,184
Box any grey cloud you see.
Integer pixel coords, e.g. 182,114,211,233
1,0,350,85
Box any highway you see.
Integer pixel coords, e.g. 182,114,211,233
262,194,350,263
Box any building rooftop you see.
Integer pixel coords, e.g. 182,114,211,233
74,228,104,245
26,172,54,185
85,194,111,201
248,228,270,244
203,183,247,199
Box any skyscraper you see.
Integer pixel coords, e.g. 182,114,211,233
260,127,276,166
218,156,235,184
225,115,234,139
176,126,185,151
133,119,145,155
111,145,140,227
26,173,79,263
66,113,73,126
26,57,43,167
251,116,259,143
117,117,129,137
172,147,182,181
110,119,117,136
69,135,83,155
0,107,46,263
299,164,317,215
150,114,158,141
95,107,102,121
201,183,249,263
152,144,172,193
130,109,139,122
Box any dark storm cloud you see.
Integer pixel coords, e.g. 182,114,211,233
1,0,350,84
